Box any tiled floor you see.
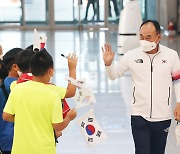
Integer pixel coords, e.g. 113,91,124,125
0,30,180,154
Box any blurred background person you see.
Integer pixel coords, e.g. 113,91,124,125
109,0,119,18
83,0,96,22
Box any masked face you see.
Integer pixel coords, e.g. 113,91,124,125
139,34,160,52
139,40,157,52
139,22,161,52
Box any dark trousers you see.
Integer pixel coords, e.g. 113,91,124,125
109,0,119,17
131,116,171,154
84,0,96,19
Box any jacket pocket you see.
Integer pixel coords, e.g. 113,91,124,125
168,87,170,105
133,87,136,104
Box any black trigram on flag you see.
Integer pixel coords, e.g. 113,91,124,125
81,122,85,128
96,131,102,137
88,117,93,122
88,137,93,142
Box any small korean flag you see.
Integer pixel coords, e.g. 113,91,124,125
77,109,107,145
65,77,96,108
33,29,47,51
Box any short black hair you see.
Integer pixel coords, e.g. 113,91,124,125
0,59,8,80
25,45,33,50
3,48,23,72
140,20,161,34
30,49,53,76
16,49,35,73
26,44,39,52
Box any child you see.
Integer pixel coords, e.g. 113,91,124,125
13,47,75,119
15,48,34,83
13,47,74,141
3,49,77,154
0,48,23,154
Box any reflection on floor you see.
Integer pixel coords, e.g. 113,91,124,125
0,30,180,154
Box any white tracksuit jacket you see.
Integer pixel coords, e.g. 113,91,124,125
106,44,180,119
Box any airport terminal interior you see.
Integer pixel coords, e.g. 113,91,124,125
0,0,180,154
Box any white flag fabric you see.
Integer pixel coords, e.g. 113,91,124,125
74,87,95,108
77,109,107,145
33,29,47,51
65,77,86,88
175,123,180,146
65,77,96,108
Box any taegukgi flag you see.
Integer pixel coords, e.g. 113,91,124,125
33,29,47,51
77,109,107,145
65,77,96,108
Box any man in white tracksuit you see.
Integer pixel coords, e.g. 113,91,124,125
102,20,180,154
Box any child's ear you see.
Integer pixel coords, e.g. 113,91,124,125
12,64,20,72
48,68,54,77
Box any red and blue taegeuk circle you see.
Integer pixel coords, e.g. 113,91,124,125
85,124,95,135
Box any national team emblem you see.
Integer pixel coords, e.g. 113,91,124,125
135,59,143,63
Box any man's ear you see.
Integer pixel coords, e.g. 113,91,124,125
157,34,162,43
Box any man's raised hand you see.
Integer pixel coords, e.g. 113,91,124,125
102,44,114,66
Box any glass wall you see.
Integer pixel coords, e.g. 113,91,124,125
54,0,105,26
108,0,123,24
138,0,146,20
0,0,22,24
0,0,150,29
146,0,157,20
24,0,47,24
54,0,78,24
79,0,105,24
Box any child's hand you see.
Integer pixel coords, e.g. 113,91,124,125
67,53,78,70
66,108,77,121
55,131,62,138
65,54,78,98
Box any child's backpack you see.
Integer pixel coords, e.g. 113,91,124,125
0,80,9,102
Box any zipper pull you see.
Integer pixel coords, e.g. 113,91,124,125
151,65,153,72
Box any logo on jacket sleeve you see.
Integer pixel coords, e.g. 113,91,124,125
135,59,143,63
